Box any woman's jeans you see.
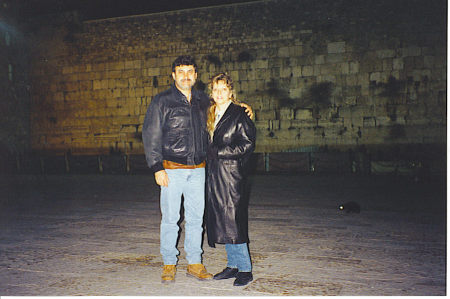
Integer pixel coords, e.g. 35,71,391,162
160,168,205,265
226,243,252,272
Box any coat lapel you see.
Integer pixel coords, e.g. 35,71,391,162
214,103,234,136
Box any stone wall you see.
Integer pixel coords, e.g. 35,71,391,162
0,4,31,172
28,0,446,157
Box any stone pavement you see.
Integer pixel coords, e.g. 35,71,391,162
0,174,446,296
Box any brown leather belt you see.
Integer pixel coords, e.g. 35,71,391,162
163,160,206,169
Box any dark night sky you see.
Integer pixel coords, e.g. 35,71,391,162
11,0,259,20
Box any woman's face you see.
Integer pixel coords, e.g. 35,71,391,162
212,80,232,106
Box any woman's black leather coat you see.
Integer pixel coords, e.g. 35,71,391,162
206,103,256,247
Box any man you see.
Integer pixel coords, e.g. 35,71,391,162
142,55,252,283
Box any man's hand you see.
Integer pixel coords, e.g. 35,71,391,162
239,102,254,120
155,170,169,187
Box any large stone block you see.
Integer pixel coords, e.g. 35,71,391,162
315,55,326,65
279,120,292,130
254,59,268,69
340,62,350,74
256,110,276,121
280,67,292,78
376,49,395,58
114,79,129,88
295,108,312,120
289,87,304,98
279,107,294,120
291,65,302,77
62,66,73,74
401,47,421,57
289,45,303,56
327,41,346,54
393,58,404,70
107,61,125,71
93,80,105,90
301,65,314,77
411,69,432,81
254,120,269,130
146,67,160,76
327,53,346,64
320,63,341,75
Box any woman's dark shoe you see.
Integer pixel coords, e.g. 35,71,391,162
233,272,253,286
213,267,238,280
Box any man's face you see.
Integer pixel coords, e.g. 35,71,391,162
172,65,197,92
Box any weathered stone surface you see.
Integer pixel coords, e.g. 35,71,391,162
0,174,445,295
25,0,446,155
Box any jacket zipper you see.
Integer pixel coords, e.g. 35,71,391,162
189,100,196,165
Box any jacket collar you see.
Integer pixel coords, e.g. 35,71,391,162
171,83,201,105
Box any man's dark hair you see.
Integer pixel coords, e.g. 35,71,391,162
172,55,197,73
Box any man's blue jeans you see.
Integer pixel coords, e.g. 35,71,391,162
226,243,252,272
160,168,205,265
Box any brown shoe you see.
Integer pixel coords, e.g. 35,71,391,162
161,265,176,283
186,264,213,280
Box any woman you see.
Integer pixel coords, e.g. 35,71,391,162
205,73,256,287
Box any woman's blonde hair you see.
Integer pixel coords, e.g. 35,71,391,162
207,72,239,137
